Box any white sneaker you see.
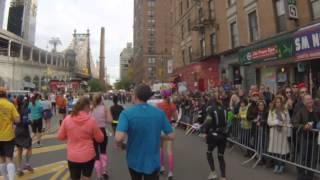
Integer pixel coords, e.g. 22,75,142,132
160,166,165,175
208,171,218,180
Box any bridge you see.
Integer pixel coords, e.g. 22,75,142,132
0,28,93,91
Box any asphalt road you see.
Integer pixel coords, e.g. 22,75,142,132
0,102,299,180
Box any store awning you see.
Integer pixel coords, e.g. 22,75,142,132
239,32,294,65
294,22,320,62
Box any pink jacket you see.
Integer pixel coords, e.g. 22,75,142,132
57,111,104,163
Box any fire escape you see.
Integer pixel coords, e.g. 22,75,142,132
191,0,218,61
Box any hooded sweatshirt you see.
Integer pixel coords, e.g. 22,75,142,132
57,111,104,163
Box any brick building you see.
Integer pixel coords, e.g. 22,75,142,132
132,0,172,84
171,0,320,92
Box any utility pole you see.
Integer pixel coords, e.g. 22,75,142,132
99,27,106,84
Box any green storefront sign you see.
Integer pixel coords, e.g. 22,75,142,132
239,33,294,65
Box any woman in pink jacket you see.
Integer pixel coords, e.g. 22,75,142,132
57,97,104,180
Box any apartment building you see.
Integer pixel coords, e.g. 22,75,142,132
133,0,172,84
172,0,320,92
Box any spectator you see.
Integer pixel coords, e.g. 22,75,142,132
293,94,319,180
267,96,291,174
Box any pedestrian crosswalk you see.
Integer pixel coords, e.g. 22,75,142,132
0,133,69,180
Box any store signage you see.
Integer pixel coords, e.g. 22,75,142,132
239,33,294,65
287,0,298,19
248,46,278,61
294,23,320,61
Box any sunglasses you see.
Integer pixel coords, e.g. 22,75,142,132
286,91,292,94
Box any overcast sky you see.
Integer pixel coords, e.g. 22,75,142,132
4,0,133,84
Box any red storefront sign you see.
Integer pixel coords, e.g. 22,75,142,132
251,45,278,60
173,58,220,92
49,80,80,92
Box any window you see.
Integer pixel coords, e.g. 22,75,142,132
248,10,259,42
148,10,155,17
228,0,236,7
230,21,239,48
200,38,206,57
182,49,185,64
198,7,203,21
311,0,320,19
148,47,156,54
210,33,216,54
186,0,189,9
148,1,155,7
180,1,183,15
209,0,214,19
188,46,192,62
187,18,191,34
181,24,184,39
275,0,286,32
148,57,156,64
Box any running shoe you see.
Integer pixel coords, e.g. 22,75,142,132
16,170,24,176
102,171,109,179
23,165,34,172
160,166,165,175
208,171,218,180
168,172,173,180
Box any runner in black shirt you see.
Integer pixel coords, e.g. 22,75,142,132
110,95,124,133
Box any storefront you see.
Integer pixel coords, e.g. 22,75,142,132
239,32,295,93
49,80,81,93
173,57,220,92
294,22,320,95
220,49,243,88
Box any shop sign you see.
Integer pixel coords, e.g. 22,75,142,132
287,0,298,19
239,33,294,65
294,23,320,61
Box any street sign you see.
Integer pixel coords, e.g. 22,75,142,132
287,0,298,19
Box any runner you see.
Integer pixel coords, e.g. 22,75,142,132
56,94,67,125
41,95,53,132
156,94,177,180
0,87,20,180
28,93,44,148
15,95,34,176
202,95,228,180
50,93,57,115
57,97,104,180
110,95,124,134
91,94,113,180
115,84,174,180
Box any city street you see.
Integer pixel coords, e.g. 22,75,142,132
0,102,298,180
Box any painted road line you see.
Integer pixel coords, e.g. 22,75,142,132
0,161,68,180
61,170,70,180
13,144,66,157
49,168,67,180
32,133,57,144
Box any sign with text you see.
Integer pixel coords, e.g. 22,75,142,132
294,23,320,61
287,0,298,19
239,33,294,65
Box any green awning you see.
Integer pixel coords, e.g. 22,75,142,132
239,32,295,65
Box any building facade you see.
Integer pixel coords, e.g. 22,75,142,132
133,0,172,84
171,0,320,93
120,42,133,79
0,0,6,29
7,0,37,45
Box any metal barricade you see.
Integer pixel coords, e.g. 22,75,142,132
228,119,320,174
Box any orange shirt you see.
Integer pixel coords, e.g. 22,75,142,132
156,102,177,123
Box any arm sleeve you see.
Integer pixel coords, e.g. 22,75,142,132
267,111,278,126
161,112,173,135
116,112,129,133
293,110,304,129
